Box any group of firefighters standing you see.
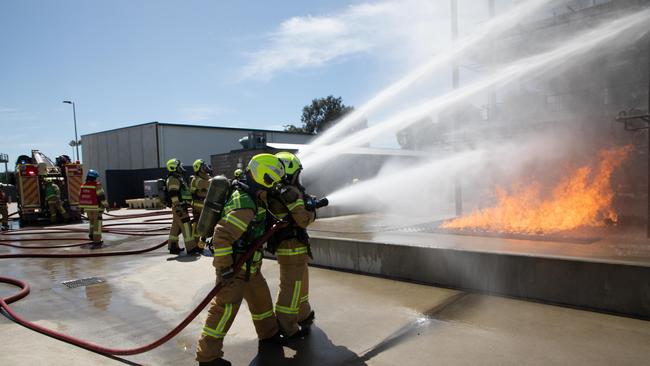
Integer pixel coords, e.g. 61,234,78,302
162,153,322,366
3,151,324,366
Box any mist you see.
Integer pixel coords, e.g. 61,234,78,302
300,1,650,230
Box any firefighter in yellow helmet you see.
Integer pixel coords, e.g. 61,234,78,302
0,183,9,231
190,159,213,250
196,153,285,366
166,159,199,255
79,170,109,246
44,178,69,224
267,151,317,338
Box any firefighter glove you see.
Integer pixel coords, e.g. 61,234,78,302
279,185,299,204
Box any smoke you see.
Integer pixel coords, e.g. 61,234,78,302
303,4,650,223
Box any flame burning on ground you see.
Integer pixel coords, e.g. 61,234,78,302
442,145,633,235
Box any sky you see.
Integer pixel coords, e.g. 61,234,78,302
0,0,499,165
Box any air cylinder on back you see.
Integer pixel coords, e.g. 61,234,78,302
197,175,230,237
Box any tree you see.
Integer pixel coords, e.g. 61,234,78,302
284,95,354,134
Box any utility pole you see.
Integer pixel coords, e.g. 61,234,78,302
63,100,79,162
451,0,463,216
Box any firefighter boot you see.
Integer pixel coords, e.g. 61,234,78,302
258,330,287,346
198,358,232,366
298,310,315,328
169,242,183,255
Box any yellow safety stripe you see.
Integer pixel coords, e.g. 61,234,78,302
216,303,233,334
291,280,302,309
241,263,260,273
168,235,178,242
275,212,288,219
80,205,100,209
253,251,262,262
213,247,233,257
193,202,204,208
224,213,248,232
275,304,299,315
286,199,304,211
251,309,274,321
276,246,309,256
300,294,309,303
202,326,226,339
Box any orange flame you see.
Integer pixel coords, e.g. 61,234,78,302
441,145,633,235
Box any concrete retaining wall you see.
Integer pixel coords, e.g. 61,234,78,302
309,236,650,319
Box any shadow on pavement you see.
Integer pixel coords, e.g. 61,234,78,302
249,326,367,366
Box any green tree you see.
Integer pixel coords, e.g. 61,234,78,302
284,95,354,134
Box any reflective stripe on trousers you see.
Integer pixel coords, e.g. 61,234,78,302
202,303,233,339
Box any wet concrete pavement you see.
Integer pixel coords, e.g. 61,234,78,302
1,209,650,365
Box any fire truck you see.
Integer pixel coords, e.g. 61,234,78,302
13,150,84,226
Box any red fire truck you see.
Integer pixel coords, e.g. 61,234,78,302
13,150,83,226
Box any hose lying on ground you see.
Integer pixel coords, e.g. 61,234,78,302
0,221,287,356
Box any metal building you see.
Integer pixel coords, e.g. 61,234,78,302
81,121,312,190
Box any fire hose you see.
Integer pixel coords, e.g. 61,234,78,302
0,221,287,355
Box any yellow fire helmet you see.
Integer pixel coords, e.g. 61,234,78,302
275,151,302,176
166,158,183,173
247,153,285,188
193,159,206,173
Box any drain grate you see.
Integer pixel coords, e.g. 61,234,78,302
62,277,105,289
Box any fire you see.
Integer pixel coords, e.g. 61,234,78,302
441,145,633,235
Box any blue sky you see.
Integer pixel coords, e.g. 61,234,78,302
0,0,496,165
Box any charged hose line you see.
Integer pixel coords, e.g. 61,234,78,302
0,221,288,356
0,240,168,259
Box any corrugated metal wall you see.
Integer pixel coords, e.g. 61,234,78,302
82,123,159,190
82,122,312,202
158,124,311,167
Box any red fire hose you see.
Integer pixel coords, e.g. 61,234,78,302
0,221,287,356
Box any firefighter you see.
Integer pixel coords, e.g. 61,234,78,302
268,152,316,339
191,159,212,250
79,170,109,247
0,184,9,230
196,153,286,366
44,178,69,224
166,158,199,255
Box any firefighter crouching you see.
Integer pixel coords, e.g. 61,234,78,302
79,170,109,247
0,184,9,231
268,152,327,338
45,178,69,224
166,158,199,255
195,154,286,366
191,159,212,250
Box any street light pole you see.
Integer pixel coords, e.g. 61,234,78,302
63,100,79,161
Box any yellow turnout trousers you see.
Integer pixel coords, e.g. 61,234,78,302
169,205,196,251
86,209,103,243
47,198,68,223
275,238,312,336
196,269,279,362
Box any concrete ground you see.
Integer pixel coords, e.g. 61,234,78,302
1,209,650,365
